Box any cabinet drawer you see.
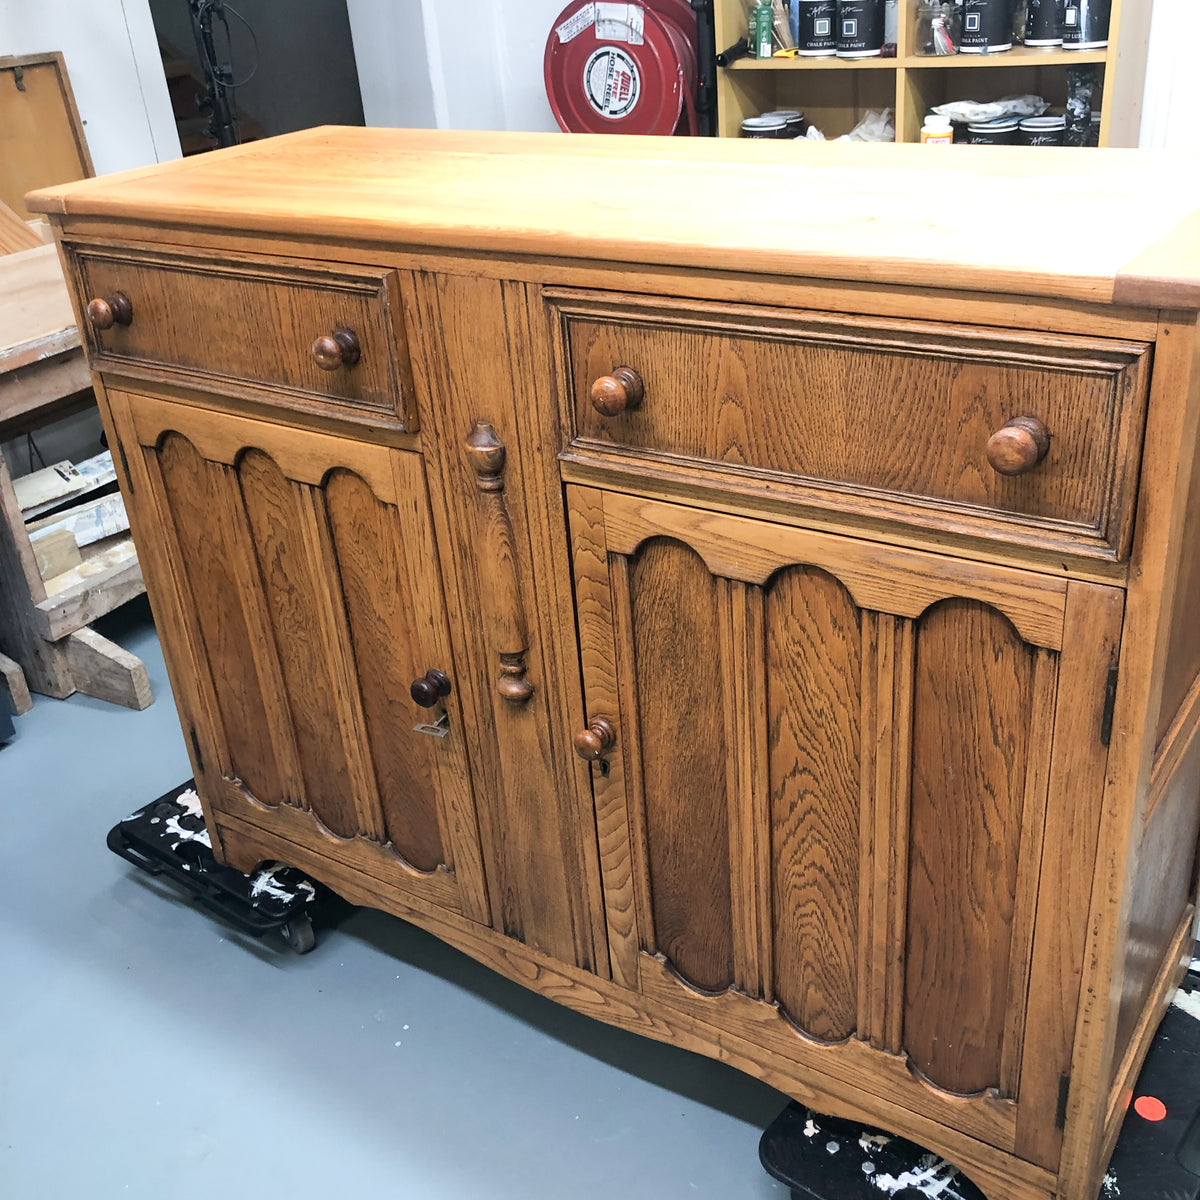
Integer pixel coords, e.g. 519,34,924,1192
68,244,416,429
554,291,1152,561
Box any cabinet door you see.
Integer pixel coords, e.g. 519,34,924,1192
108,388,489,923
569,485,1122,1168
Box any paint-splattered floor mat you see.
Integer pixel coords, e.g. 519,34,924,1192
760,954,1200,1199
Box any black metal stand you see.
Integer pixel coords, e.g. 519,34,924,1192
691,0,718,137
188,0,240,148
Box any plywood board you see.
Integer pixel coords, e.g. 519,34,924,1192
28,492,128,548
20,450,115,520
0,243,79,368
0,201,42,254
0,52,93,220
12,460,82,512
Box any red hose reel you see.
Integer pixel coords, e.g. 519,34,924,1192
545,2,700,136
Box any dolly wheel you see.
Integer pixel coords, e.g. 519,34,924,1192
280,914,315,954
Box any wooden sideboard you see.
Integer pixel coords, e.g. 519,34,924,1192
29,130,1200,1200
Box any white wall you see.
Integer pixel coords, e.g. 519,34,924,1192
1140,0,1200,149
0,0,180,173
348,0,565,132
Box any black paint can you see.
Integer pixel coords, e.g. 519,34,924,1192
1019,115,1066,145
836,0,884,57
770,108,810,136
1063,0,1110,49
966,117,1019,144
961,0,1015,53
798,1,837,55
740,115,790,138
1025,0,1064,46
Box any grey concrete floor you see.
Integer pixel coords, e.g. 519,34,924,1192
0,599,789,1200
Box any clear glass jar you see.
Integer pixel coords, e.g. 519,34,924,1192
915,1,962,54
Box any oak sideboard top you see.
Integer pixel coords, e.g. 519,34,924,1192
26,127,1200,310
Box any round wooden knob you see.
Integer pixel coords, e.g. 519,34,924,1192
574,717,616,761
311,327,361,371
86,292,133,331
987,416,1051,477
590,367,644,417
410,669,451,708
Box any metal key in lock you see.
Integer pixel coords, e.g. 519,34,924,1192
414,711,451,738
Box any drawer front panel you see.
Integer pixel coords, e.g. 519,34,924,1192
70,245,415,428
555,292,1151,559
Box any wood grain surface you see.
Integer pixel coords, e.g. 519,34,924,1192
324,468,443,870
564,297,1148,554
70,244,413,427
767,566,861,1042
402,271,602,969
26,127,1200,307
904,600,1034,1097
156,433,288,807
237,449,359,837
629,537,734,994
1155,424,1200,747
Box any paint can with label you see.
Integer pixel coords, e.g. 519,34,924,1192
741,115,791,138
798,1,837,55
836,0,884,57
1063,0,1110,49
961,0,1015,53
770,108,810,136
1019,115,1066,144
1024,0,1064,45
966,116,1019,143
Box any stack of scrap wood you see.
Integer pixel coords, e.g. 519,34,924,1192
0,198,151,715
16,451,131,589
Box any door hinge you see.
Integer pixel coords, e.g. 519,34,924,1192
1100,663,1119,747
1055,1073,1071,1130
189,725,205,774
115,437,134,494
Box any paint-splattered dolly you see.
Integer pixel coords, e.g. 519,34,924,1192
107,781,326,954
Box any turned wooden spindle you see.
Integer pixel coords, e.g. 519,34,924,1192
410,669,452,709
86,292,133,331
311,327,361,371
590,366,644,417
464,421,534,704
573,717,616,761
986,416,1051,477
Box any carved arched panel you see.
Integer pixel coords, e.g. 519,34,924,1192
628,536,734,994
156,431,287,809
904,598,1036,1097
237,448,360,838
766,565,862,1042
325,468,445,871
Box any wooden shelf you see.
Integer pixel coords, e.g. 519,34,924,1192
730,47,1109,71
728,56,899,71
713,0,1154,144
904,47,1110,69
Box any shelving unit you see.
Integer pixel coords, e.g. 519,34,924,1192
713,0,1154,143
